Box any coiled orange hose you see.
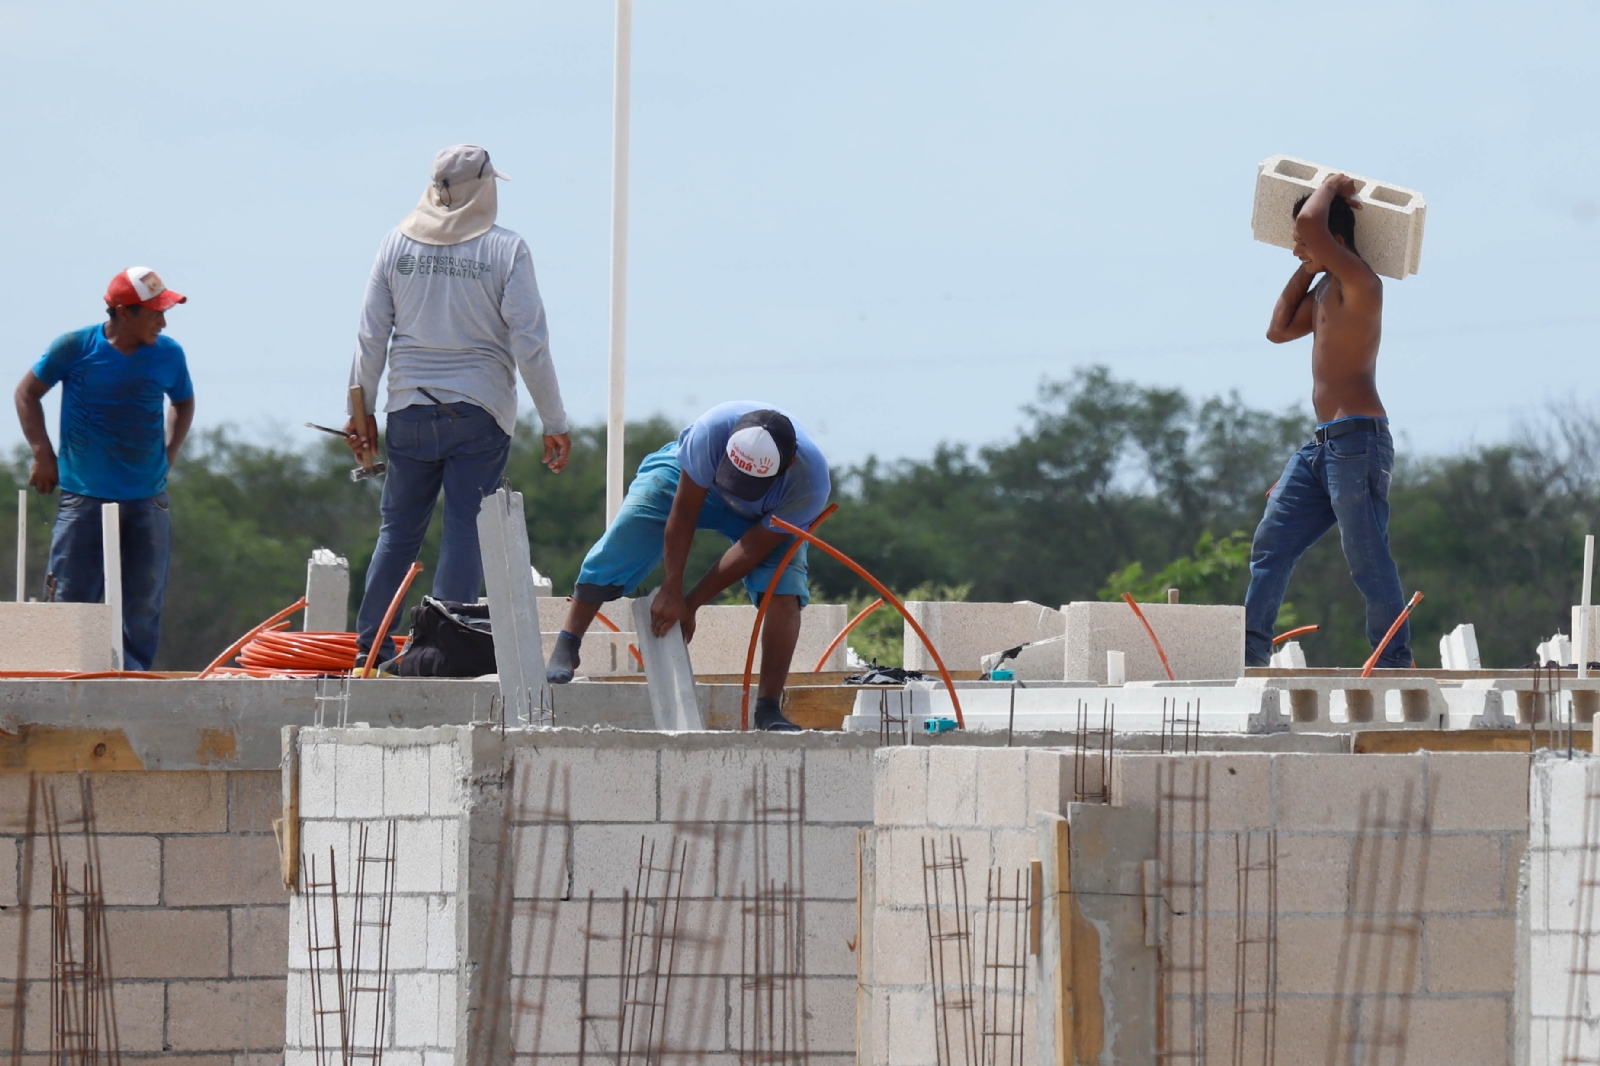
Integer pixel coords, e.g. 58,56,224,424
197,597,308,678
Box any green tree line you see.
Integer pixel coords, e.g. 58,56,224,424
1,366,1592,669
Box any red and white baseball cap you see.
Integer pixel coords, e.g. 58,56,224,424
104,267,187,312
715,409,798,501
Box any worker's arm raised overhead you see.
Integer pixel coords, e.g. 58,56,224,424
502,239,571,472
1294,173,1382,306
14,371,56,493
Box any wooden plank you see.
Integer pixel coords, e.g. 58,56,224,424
1353,729,1591,754
0,725,142,771
277,725,300,892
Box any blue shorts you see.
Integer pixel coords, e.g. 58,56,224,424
574,442,811,608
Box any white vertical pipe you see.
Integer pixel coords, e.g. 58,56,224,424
1581,534,1595,679
605,0,634,526
102,503,123,671
14,490,24,602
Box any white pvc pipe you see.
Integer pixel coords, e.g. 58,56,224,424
102,503,123,670
14,489,24,602
604,0,633,526
1581,534,1595,679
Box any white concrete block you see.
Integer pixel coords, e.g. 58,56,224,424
1251,154,1427,280
1439,623,1482,670
902,600,1064,678
925,747,979,826
803,746,875,824
393,971,441,1047
1268,640,1306,669
299,740,338,819
1574,607,1600,667
536,595,634,633
0,601,115,671
382,745,433,817
539,629,642,677
1539,631,1575,668
394,819,446,894
631,590,704,731
512,746,658,822
428,739,462,816
873,748,928,827
335,744,385,819
304,548,350,633
386,894,429,970
425,894,456,970
1064,601,1244,683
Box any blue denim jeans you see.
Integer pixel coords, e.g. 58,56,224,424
356,403,511,658
1243,423,1412,668
46,491,172,671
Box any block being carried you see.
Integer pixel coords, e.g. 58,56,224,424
1245,164,1417,670
1252,155,1426,280
545,403,832,732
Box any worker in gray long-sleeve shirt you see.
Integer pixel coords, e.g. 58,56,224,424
343,143,571,661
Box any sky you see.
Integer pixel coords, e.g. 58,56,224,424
0,1,1595,470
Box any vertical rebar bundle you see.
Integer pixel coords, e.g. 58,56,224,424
44,777,121,1066
301,847,348,1066
1161,697,1203,755
923,834,979,1066
346,821,399,1065
313,675,351,728
979,867,1031,1066
1231,830,1278,1066
878,689,912,746
1072,698,1116,804
618,835,687,1064
1157,761,1211,1066
739,765,807,1063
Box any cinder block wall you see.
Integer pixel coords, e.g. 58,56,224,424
865,745,1074,1066
1114,752,1527,1066
0,769,289,1063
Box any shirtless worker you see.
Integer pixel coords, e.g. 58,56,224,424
1243,172,1413,669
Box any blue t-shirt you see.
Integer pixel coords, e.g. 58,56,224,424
678,401,831,530
32,325,195,500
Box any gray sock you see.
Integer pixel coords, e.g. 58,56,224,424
546,631,581,684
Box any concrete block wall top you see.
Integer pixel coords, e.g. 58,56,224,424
902,600,1065,677
668,602,851,675
0,601,115,672
1064,601,1244,684
1252,154,1427,280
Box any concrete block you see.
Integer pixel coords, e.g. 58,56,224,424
231,903,290,977
659,746,802,823
1275,915,1422,995
1063,601,1244,683
28,833,160,906
394,970,441,1047
676,601,851,674
303,549,350,633
106,909,230,977
632,591,704,731
803,746,875,824
426,893,456,970
167,979,288,1051
87,771,230,833
801,824,865,900
1426,752,1529,833
0,601,114,671
509,823,575,900
1440,623,1482,670
1025,748,1069,820
1425,915,1514,993
1274,834,1357,914
386,894,429,970
429,739,463,816
902,600,1064,678
1398,997,1509,1063
228,769,282,833
300,740,337,819
164,834,287,906
539,629,642,677
565,822,716,900
335,742,385,819
875,826,988,909
394,818,448,894
1274,754,1425,832
803,898,860,977
509,898,625,977
382,744,433,817
924,747,979,826
873,747,928,827
512,746,657,823
975,748,1029,827
1251,154,1427,280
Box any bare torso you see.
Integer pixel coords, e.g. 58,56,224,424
1308,273,1385,422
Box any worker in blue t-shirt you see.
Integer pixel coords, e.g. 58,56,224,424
546,403,832,731
13,267,196,671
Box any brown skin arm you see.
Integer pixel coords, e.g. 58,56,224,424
14,372,57,493
341,411,381,462
1266,264,1318,343
1294,174,1381,306
166,396,195,466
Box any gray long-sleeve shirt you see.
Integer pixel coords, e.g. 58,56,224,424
350,225,569,436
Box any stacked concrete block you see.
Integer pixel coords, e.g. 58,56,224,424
663,602,851,675
0,601,115,671
1063,601,1244,683
864,745,1073,1065
0,769,289,1061
902,600,1065,678
287,728,467,1066
1251,155,1427,280
303,548,350,633
1112,751,1527,1065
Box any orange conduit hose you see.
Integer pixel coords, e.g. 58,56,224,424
1121,593,1176,682
740,505,839,729
197,597,308,679
813,598,884,672
1361,591,1423,678
593,609,645,670
361,562,424,678
236,630,410,674
768,517,966,730
1273,624,1320,644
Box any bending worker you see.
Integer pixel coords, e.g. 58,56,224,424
14,267,195,670
546,403,832,732
346,144,571,663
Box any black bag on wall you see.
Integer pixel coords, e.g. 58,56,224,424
395,597,497,678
